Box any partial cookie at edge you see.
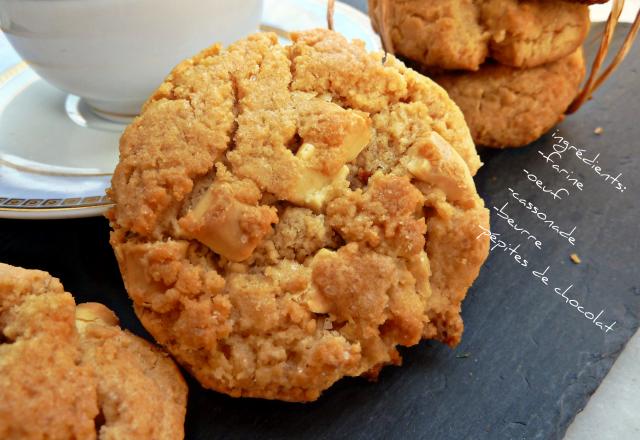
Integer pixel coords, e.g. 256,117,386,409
0,263,187,440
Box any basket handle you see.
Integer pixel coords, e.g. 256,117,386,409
568,0,640,113
327,0,335,30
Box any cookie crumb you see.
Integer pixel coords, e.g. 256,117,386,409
570,253,581,264
594,127,604,135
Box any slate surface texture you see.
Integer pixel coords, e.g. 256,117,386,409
0,2,638,439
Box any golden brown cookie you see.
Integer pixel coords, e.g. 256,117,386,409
0,263,187,440
369,0,590,70
108,29,489,402
432,49,586,148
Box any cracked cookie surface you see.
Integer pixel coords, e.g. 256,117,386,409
108,29,489,402
432,49,586,148
369,0,589,70
0,263,187,440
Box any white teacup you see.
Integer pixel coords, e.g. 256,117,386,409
0,0,263,119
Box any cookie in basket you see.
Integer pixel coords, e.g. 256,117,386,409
0,263,187,440
369,0,590,70
431,49,586,148
108,29,489,402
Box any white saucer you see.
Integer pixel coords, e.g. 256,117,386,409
0,0,380,220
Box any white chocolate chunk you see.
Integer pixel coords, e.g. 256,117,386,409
75,302,119,332
178,172,278,262
288,111,370,210
405,132,475,204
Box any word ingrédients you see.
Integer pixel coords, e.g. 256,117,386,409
539,130,626,193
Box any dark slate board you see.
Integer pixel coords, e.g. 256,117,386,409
1,3,639,439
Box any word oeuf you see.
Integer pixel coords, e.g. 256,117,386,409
523,169,569,200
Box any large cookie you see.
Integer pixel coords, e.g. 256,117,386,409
432,49,586,148
369,0,590,70
108,29,489,402
0,263,187,440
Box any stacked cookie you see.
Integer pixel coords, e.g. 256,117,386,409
108,29,490,402
369,0,601,148
0,263,187,439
